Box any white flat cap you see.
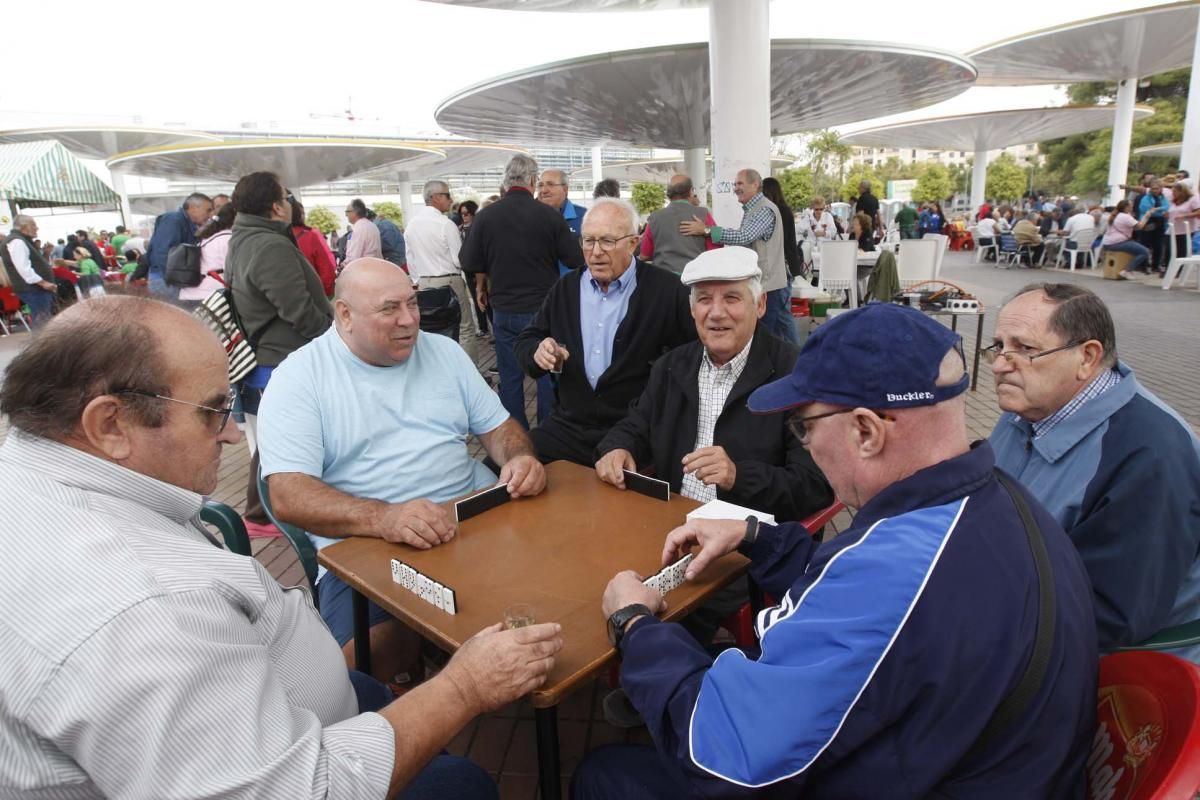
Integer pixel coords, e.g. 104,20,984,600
680,247,762,286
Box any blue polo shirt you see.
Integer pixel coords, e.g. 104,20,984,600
558,199,586,275
257,327,509,554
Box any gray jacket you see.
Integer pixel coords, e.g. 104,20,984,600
226,213,332,367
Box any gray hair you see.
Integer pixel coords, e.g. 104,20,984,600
1012,282,1118,368
1025,211,1039,221
740,168,763,186
183,192,212,210
423,180,449,204
503,154,539,191
667,176,693,200
689,276,764,306
13,214,35,230
582,197,638,235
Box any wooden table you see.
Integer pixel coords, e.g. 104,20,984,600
318,461,749,800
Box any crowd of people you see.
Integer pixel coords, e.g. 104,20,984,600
1,152,1198,799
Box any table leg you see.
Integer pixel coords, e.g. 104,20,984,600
535,706,561,800
972,313,984,391
352,589,372,675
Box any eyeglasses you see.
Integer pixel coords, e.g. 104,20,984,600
786,408,894,443
536,182,565,189
581,234,637,252
981,340,1084,366
118,390,236,432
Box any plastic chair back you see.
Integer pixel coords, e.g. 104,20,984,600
199,501,252,556
257,468,321,605
897,239,939,288
1163,220,1200,289
816,240,859,308
1087,651,1200,799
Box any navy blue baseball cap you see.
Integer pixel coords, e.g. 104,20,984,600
749,303,969,414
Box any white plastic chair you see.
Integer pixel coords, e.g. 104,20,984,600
1060,227,1096,271
974,230,998,263
1163,220,1200,290
816,240,859,308
922,233,949,277
898,239,940,289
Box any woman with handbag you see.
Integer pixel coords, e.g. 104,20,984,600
178,203,235,306
225,172,333,534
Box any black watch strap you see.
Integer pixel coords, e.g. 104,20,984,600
738,515,759,555
608,603,653,649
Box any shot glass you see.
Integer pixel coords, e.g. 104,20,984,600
504,603,536,630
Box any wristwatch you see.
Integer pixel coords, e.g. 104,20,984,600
703,226,712,237
607,603,653,648
738,515,760,555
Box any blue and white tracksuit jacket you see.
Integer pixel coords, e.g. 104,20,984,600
992,361,1200,660
618,443,1098,798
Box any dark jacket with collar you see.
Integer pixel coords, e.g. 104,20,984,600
597,328,832,522
514,260,695,437
226,213,333,367
619,442,1097,798
147,206,198,277
459,188,586,313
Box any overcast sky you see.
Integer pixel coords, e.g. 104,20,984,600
1,0,1173,141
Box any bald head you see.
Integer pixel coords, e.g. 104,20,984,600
334,257,421,366
667,174,694,200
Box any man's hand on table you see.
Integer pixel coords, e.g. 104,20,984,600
595,449,635,488
602,570,668,621
682,445,736,491
441,622,563,714
380,499,456,549
498,455,546,498
662,518,745,581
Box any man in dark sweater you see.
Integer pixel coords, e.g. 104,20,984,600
514,198,696,466
460,154,585,428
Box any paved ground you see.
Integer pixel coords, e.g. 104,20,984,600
1,250,1196,798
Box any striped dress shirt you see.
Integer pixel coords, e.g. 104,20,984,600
681,340,753,503
0,431,395,799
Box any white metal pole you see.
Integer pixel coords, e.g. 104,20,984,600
970,147,989,216
109,171,134,228
1179,10,1200,179
1107,77,1138,206
398,179,414,228
684,147,708,201
591,145,603,188
708,0,771,225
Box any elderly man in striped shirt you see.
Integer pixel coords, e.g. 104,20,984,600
0,296,561,799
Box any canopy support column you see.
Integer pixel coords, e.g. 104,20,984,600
1180,10,1200,180
398,180,414,229
970,147,989,218
109,171,134,228
708,0,770,225
1107,76,1138,206
684,147,707,201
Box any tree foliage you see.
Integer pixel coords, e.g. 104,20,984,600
1037,68,1189,197
373,201,404,228
840,168,884,203
776,167,815,209
912,164,952,202
305,205,340,235
631,182,666,216
805,130,852,201
985,153,1026,203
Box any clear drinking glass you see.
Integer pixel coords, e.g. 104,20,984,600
504,603,536,630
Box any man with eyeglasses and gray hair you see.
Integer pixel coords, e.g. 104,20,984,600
513,197,695,466
461,154,586,428
577,301,1096,797
989,282,1200,660
406,178,477,362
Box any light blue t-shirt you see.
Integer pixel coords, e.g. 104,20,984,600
258,327,509,553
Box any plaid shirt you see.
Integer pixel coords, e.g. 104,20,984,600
1032,367,1123,439
716,192,777,246
681,340,754,502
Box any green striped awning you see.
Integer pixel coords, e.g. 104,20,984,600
0,140,120,209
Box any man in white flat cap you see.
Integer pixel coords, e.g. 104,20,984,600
595,246,833,647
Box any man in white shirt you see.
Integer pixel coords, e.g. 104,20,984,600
0,295,561,799
344,198,383,261
405,179,477,362
0,215,57,325
1049,207,1095,264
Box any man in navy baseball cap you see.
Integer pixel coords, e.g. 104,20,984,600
577,302,1098,799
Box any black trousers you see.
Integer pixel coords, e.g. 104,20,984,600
529,416,606,467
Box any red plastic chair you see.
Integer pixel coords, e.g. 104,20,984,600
1087,651,1200,800
723,501,846,648
0,286,31,335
